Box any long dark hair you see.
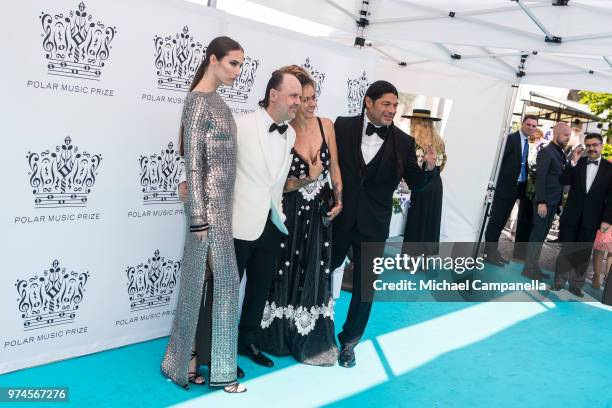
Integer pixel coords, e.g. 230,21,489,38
359,80,403,178
179,36,243,156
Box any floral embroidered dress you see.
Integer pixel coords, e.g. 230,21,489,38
257,118,338,366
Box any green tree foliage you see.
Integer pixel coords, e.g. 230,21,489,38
602,143,612,160
579,91,612,137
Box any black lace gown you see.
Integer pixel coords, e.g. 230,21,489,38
257,118,339,366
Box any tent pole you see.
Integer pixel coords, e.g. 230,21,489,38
207,0,217,8
474,82,521,258
354,0,370,48
515,0,556,40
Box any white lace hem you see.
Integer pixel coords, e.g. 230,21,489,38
260,297,335,336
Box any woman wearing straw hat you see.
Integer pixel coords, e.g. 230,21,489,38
401,109,447,257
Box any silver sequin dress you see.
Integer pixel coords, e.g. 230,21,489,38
161,91,239,388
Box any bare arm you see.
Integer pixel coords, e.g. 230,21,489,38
284,176,318,193
322,118,343,206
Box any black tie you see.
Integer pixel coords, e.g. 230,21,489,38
365,122,387,140
587,160,599,166
269,123,288,135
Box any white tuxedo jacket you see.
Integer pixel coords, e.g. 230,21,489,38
233,108,295,240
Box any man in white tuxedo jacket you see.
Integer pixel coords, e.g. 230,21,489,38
233,71,302,368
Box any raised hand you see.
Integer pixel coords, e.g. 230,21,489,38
572,145,584,165
424,144,436,171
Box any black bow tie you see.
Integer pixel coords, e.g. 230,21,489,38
365,122,387,139
587,160,599,166
269,123,288,135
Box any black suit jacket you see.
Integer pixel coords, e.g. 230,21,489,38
533,142,566,206
560,157,612,230
495,131,527,200
334,115,436,239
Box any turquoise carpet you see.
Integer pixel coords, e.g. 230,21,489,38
1,262,611,408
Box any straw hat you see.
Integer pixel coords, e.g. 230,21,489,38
401,108,441,121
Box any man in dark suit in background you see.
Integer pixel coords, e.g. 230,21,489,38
522,122,571,279
331,80,437,368
553,133,612,297
484,115,539,266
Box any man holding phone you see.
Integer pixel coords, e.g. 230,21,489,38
553,133,612,297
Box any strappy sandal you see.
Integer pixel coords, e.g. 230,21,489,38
223,382,247,394
188,351,206,386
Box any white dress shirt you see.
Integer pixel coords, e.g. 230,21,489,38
586,156,601,193
362,116,385,165
260,109,288,180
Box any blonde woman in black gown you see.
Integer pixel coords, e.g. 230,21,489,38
402,109,447,256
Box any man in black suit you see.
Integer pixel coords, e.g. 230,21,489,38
522,122,571,279
552,133,612,297
331,80,437,368
484,115,539,266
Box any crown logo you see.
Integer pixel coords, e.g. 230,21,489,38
154,26,204,91
40,2,117,80
153,27,260,102
126,250,180,312
302,57,326,98
218,55,260,104
27,136,102,208
15,260,89,331
139,142,185,204
347,71,371,115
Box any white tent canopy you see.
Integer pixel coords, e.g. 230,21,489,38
247,0,612,92
240,0,612,243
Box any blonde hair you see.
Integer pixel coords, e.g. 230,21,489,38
530,128,544,143
410,118,445,154
279,65,315,89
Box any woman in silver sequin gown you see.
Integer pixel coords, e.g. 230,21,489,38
161,37,246,394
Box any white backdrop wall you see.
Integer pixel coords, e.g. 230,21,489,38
0,0,382,374
375,62,513,242
0,0,512,374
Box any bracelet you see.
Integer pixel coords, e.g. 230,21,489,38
190,223,209,232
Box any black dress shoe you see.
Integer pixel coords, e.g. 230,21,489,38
485,253,506,267
238,344,274,367
338,344,356,368
488,250,509,263
237,365,245,379
569,287,584,298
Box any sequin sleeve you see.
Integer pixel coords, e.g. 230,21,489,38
182,97,210,230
